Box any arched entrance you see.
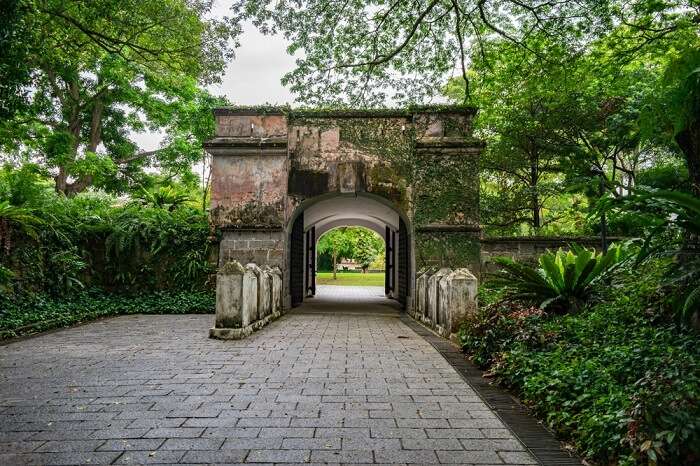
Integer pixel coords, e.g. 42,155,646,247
205,105,484,315
286,193,412,309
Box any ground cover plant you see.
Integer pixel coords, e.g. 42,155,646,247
462,255,700,465
0,289,214,339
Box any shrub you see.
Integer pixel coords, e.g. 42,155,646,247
460,259,700,465
0,289,215,339
487,244,628,312
1,191,213,297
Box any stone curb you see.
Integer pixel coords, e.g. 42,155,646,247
209,309,284,340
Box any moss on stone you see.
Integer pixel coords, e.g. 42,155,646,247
415,232,481,271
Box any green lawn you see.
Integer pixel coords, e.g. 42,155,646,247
316,272,385,286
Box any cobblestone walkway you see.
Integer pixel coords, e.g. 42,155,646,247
0,312,538,465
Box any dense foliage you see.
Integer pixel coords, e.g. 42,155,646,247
0,166,214,338
0,0,239,195
462,260,699,465
445,27,697,236
0,289,214,339
316,226,384,275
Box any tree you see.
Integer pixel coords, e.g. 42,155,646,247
233,0,610,105
0,0,240,196
317,227,353,279
0,0,31,120
445,27,684,235
351,229,384,273
316,227,385,276
446,38,568,232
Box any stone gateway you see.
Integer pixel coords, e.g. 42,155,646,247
205,106,484,338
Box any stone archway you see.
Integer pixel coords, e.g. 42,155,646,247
205,106,484,319
286,192,409,308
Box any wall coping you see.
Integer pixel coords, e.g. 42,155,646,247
213,105,478,119
481,236,629,244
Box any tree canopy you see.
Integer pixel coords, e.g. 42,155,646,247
0,0,241,195
317,227,384,274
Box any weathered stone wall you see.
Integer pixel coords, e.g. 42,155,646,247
207,111,288,230
412,110,483,273
218,231,286,270
480,236,623,271
205,106,485,312
286,113,413,214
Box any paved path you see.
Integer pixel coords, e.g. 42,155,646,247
0,309,538,465
299,286,400,316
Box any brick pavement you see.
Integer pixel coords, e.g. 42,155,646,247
0,302,538,465
298,286,401,316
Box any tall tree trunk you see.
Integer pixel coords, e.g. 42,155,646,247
55,166,68,194
55,78,83,196
676,120,700,197
332,251,337,280
530,157,540,229
676,120,700,258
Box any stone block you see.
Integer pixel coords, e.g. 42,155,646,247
214,261,245,329
438,272,451,329
259,266,273,318
243,264,260,324
445,268,478,335
416,271,429,318
271,267,283,313
427,268,451,326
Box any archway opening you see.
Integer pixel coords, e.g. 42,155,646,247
288,193,411,313
317,226,385,280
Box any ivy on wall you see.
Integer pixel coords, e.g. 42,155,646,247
213,105,485,269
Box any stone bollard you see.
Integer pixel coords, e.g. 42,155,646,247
259,266,273,318
270,267,282,314
416,270,429,319
438,272,451,330
210,260,258,339
211,262,284,340
444,268,478,338
243,264,259,325
213,260,245,330
427,268,451,327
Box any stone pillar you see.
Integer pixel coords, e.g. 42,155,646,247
412,109,484,275
242,265,258,327
416,270,429,319
445,268,478,337
271,266,283,314
213,261,245,329
438,272,451,329
260,265,273,318
246,263,263,321
427,267,451,326
210,260,260,339
204,109,290,307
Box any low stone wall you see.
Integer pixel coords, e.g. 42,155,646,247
210,261,284,340
480,236,624,271
410,267,478,342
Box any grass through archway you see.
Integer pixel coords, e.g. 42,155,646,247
316,226,385,286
